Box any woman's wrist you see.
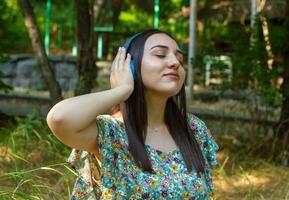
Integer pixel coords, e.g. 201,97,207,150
114,85,134,102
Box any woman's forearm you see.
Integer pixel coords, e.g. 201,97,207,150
46,85,132,134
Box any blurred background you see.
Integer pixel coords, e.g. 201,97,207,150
0,0,289,199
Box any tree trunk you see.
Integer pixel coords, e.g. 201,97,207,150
75,0,101,95
93,0,104,21
187,0,197,101
113,0,123,27
18,0,62,105
274,0,289,165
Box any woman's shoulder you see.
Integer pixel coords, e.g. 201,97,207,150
96,114,124,127
95,114,126,146
96,114,116,122
186,112,219,167
186,112,208,131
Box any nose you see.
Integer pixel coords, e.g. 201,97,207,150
168,55,181,69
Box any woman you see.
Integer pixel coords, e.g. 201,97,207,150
46,29,219,199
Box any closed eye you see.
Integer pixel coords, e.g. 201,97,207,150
155,55,166,58
155,54,184,66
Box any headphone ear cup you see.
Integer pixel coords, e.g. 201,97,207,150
130,60,136,80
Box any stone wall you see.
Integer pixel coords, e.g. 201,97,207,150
0,54,78,91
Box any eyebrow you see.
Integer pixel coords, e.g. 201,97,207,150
150,45,184,55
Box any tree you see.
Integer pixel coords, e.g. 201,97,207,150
112,0,124,26
74,0,104,95
274,0,289,165
18,0,62,105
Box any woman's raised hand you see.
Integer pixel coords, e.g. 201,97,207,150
110,47,134,100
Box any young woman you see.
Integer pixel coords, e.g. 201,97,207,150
46,29,219,199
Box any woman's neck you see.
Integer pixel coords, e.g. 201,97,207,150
145,91,168,127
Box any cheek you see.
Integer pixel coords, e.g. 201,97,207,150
141,69,158,89
141,59,162,83
178,68,186,83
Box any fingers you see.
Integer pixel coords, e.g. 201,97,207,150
111,47,121,72
112,47,130,72
117,47,126,71
124,53,131,70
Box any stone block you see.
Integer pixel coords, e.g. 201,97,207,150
13,78,32,88
69,78,78,90
31,76,47,90
17,59,38,78
0,62,16,77
55,63,77,79
58,78,70,91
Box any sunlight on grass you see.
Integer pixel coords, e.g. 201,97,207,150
209,119,289,200
0,146,13,163
214,161,289,199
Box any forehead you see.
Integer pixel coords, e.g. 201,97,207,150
144,33,178,51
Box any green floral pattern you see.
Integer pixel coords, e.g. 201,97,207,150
67,113,219,199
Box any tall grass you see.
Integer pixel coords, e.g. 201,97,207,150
0,111,74,200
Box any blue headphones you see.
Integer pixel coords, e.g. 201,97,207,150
123,33,141,81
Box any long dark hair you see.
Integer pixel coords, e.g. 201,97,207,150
120,29,205,174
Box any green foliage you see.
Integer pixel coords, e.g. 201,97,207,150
0,1,30,53
115,0,186,44
117,4,153,33
268,21,287,54
200,14,283,107
33,0,76,50
2,0,188,53
0,54,10,63
0,0,286,109
0,0,76,53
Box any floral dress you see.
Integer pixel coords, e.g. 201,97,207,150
67,113,219,199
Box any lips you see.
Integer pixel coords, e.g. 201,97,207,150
163,72,179,78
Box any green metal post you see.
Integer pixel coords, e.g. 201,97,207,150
97,33,103,59
72,42,77,56
154,0,159,29
45,0,51,54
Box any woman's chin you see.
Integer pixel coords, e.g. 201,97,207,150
158,87,182,97
145,84,183,97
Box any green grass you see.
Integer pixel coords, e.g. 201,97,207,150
208,120,289,200
0,111,288,199
0,112,74,200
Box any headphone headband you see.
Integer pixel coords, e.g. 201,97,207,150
123,32,141,52
123,32,141,81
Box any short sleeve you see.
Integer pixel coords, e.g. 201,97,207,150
187,113,219,167
95,114,124,160
66,149,102,199
66,114,122,199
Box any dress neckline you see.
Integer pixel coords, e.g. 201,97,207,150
145,144,179,155
114,117,180,155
